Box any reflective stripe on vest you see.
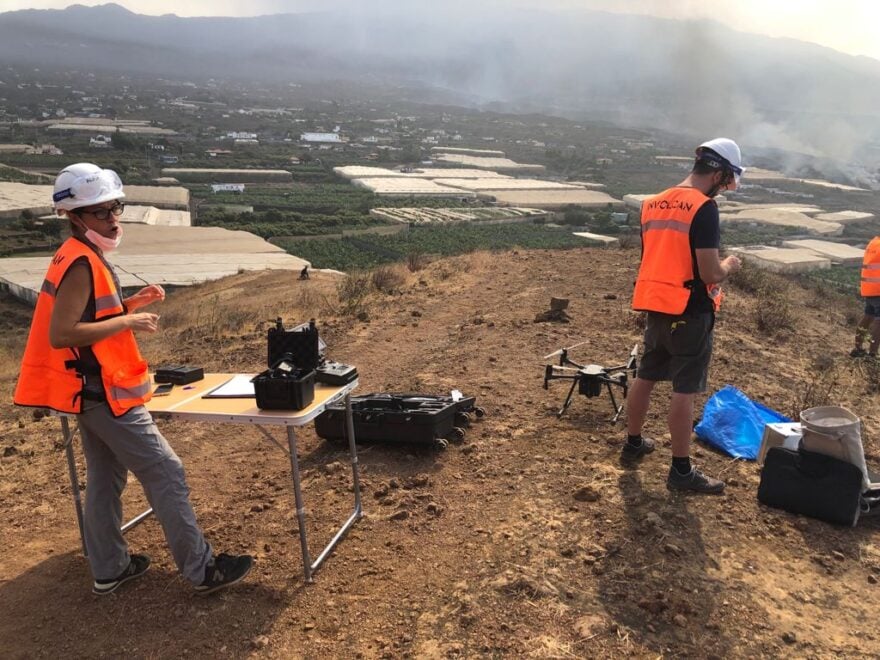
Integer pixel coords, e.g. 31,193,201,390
13,238,152,417
632,187,719,315
861,237,880,297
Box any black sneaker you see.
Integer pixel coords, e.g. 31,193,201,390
621,436,656,461
850,348,868,358
195,553,254,596
93,554,151,595
667,466,725,494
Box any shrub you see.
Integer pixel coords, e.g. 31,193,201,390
731,261,770,295
860,358,880,395
406,250,428,272
336,271,371,317
371,265,405,293
617,231,640,250
787,358,841,419
754,291,794,335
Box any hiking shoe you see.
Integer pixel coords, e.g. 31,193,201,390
667,466,725,494
850,348,868,358
93,554,151,595
195,553,254,596
621,436,656,461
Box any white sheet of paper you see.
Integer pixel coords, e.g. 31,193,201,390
202,374,256,398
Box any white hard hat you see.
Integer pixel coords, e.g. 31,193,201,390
696,138,745,187
52,162,125,211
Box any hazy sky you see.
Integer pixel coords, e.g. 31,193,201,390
6,0,880,62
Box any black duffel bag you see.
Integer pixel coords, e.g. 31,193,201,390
758,445,864,526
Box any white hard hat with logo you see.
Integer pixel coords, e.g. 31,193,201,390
52,162,125,211
695,138,744,188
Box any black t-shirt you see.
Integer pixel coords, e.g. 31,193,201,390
684,199,721,315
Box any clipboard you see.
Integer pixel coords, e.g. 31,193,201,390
202,374,256,398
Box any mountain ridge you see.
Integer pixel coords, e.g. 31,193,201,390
1,3,878,163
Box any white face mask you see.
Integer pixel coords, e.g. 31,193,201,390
83,224,123,252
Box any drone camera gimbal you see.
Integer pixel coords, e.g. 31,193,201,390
542,344,639,421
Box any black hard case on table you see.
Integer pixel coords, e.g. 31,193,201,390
315,393,464,445
251,369,316,411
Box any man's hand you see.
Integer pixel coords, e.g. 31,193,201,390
722,255,742,277
126,313,160,334
127,284,165,311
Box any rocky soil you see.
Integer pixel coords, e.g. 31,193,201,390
1,247,879,659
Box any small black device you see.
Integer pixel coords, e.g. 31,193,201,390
154,365,204,385
315,361,358,386
542,343,639,422
153,383,174,396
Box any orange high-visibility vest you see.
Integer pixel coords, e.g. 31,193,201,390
632,187,722,315
861,236,880,297
14,238,152,417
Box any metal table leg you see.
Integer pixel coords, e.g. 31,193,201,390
345,393,364,517
309,392,363,574
284,391,364,582
286,426,314,582
62,417,88,557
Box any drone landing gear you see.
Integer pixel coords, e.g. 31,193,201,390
557,378,625,422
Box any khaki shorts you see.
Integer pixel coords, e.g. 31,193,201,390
636,312,714,394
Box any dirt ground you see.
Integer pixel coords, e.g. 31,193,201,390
2,247,880,659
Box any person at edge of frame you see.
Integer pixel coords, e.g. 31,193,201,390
851,234,880,359
622,139,744,494
13,162,254,596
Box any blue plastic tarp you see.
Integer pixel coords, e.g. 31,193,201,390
694,385,791,460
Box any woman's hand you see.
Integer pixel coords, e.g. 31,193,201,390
126,313,160,334
127,284,165,310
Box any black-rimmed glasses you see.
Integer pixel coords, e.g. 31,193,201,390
74,202,125,222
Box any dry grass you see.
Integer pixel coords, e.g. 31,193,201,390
754,297,794,335
731,261,772,295
786,355,842,420
858,357,880,394
616,232,640,250
336,270,372,318
406,250,429,272
371,265,406,293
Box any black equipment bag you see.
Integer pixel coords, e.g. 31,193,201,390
315,393,468,446
267,318,320,370
758,446,864,526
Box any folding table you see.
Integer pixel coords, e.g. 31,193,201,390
59,373,363,582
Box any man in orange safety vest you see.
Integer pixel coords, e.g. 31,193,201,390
624,139,743,494
852,236,880,358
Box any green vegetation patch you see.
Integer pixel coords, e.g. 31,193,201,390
0,164,50,184
797,265,860,295
275,223,591,270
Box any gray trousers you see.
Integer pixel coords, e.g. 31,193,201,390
78,402,212,584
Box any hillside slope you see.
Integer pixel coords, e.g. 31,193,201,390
1,247,879,658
